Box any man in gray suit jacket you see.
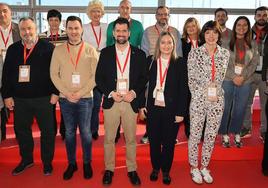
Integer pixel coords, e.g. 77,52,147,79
0,3,20,141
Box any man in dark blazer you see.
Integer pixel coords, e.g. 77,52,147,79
96,17,147,186
0,3,20,142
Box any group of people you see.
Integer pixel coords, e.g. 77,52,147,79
0,0,267,186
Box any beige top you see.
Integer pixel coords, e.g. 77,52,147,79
50,41,98,98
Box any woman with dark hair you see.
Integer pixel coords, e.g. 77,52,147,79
188,20,229,184
140,32,188,185
181,17,201,138
219,16,259,148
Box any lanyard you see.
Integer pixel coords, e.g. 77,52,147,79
159,57,170,88
116,46,131,77
23,40,37,65
154,25,170,36
66,41,84,70
210,47,217,82
255,27,264,44
50,30,59,41
189,36,198,48
0,26,12,48
90,23,101,49
236,40,246,62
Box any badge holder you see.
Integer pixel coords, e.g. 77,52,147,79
234,63,244,75
0,49,6,62
207,82,218,102
117,78,128,95
72,72,81,88
19,65,30,82
154,89,165,107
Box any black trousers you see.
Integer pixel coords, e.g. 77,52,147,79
147,106,179,173
262,101,268,171
14,97,55,164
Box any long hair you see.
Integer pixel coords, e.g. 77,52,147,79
153,32,177,61
182,17,201,39
199,20,222,46
229,16,252,51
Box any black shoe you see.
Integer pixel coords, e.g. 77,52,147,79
12,161,34,176
150,169,159,181
92,132,99,140
162,172,171,185
240,128,251,138
102,170,114,185
83,163,93,179
63,163,78,180
262,169,268,177
61,134,65,140
128,171,141,185
115,133,120,143
43,163,53,176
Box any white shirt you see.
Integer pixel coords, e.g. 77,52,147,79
82,22,107,51
0,23,13,50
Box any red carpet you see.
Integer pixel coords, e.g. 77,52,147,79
0,97,268,187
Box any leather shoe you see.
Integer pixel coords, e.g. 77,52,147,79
102,170,114,185
128,171,141,185
83,163,93,179
263,169,268,177
92,132,99,140
63,163,78,180
150,169,159,181
43,163,53,176
163,172,171,185
12,161,34,176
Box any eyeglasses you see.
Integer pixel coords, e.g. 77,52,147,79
156,13,169,17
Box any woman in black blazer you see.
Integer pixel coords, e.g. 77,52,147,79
140,32,188,185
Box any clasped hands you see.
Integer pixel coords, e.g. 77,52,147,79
112,90,135,103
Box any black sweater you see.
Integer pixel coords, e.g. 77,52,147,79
1,39,58,99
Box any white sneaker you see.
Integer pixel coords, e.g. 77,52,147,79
190,168,203,184
200,168,213,184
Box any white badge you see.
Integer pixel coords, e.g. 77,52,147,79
19,65,30,82
154,89,165,107
234,64,243,75
207,82,218,102
256,56,263,71
72,72,80,87
117,78,128,95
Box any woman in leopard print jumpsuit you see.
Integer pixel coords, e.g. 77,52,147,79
187,21,229,184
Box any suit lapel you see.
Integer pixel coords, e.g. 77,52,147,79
11,22,20,43
129,45,135,88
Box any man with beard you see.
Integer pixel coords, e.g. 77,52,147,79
214,8,232,47
141,6,182,58
241,6,268,141
96,17,147,185
2,17,58,175
0,3,20,142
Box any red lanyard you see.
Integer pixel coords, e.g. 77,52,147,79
116,46,131,77
23,40,37,65
66,42,84,70
189,36,198,48
154,25,170,36
0,26,12,48
210,47,217,82
236,40,246,62
255,28,263,44
90,23,101,49
50,30,58,41
225,29,229,38
159,57,170,88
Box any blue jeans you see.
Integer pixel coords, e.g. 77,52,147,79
91,87,102,134
219,80,251,134
59,98,93,164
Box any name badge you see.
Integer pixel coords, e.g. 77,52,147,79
207,82,218,102
72,72,80,87
154,89,165,107
117,78,128,95
234,64,243,75
256,56,263,71
19,65,30,82
1,49,7,62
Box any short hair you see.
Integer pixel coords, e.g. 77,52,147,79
155,6,170,15
113,17,129,30
182,17,201,39
119,0,132,7
19,16,35,24
86,0,105,18
66,16,82,28
255,6,268,15
199,20,222,46
0,3,11,11
47,9,62,21
214,8,228,17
